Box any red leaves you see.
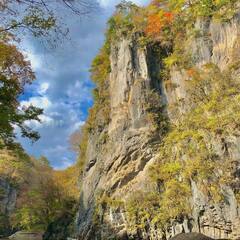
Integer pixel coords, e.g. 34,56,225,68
145,11,174,39
164,12,174,23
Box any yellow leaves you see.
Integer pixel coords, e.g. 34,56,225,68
0,41,35,83
158,161,182,181
90,46,110,85
149,62,240,216
160,179,191,219
164,53,179,67
125,191,161,232
0,148,30,184
235,191,240,204
0,150,78,231
53,165,79,200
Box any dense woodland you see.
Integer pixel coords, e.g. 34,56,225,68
0,150,79,234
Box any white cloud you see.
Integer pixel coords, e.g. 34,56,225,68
20,83,53,129
21,96,52,109
24,115,55,129
54,157,73,170
39,115,54,125
39,82,50,95
27,52,41,70
45,145,67,154
21,41,42,70
70,121,85,133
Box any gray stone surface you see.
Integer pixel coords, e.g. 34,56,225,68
9,231,43,240
0,178,17,216
75,15,240,240
0,178,17,236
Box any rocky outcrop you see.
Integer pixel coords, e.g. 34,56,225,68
165,14,240,113
75,13,240,240
0,178,17,237
0,178,17,216
170,233,214,240
76,33,164,239
160,14,240,240
9,231,43,240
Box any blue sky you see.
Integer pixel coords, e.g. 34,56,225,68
18,0,150,169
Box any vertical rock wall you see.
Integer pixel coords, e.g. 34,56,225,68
76,15,240,240
0,178,17,236
76,34,164,239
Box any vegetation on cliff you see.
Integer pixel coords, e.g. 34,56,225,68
75,0,240,237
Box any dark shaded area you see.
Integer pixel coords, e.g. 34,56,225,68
43,212,75,240
0,214,12,238
170,233,214,240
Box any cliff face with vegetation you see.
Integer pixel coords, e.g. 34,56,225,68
75,1,240,239
0,177,17,236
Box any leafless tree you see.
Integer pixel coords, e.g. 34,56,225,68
0,0,98,40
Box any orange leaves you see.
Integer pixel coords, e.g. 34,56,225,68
145,10,174,39
164,12,174,22
145,14,162,37
186,68,196,77
186,68,200,78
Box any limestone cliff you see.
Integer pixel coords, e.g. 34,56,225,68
75,5,240,240
76,33,165,239
0,178,17,236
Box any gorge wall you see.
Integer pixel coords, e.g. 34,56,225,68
74,3,240,240
0,177,17,236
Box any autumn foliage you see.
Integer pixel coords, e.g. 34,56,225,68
0,148,79,232
145,10,174,40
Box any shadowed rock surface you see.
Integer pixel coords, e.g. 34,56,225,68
170,233,214,240
0,178,17,237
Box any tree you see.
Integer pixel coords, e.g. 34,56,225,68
0,39,43,148
0,0,97,147
0,0,97,39
38,156,50,166
69,129,82,153
11,157,78,231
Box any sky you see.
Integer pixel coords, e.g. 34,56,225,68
18,0,150,169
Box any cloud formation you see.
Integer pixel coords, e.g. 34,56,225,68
19,0,150,169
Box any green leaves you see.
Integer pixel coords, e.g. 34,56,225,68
22,7,56,37
0,39,42,148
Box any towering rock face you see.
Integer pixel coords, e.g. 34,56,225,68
0,178,17,236
77,34,165,239
76,14,240,240
0,178,17,216
162,14,240,240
